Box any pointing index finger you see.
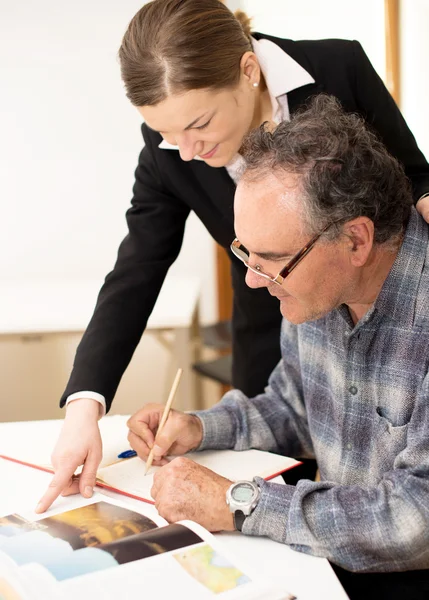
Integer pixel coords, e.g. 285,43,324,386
35,463,79,513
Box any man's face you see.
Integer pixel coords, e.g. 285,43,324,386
234,172,355,324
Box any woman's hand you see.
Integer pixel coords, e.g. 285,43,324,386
35,399,102,513
416,195,429,223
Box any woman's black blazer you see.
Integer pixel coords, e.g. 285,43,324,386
60,34,429,411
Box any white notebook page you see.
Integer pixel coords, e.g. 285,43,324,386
96,450,299,501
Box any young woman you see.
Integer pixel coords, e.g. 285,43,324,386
37,0,429,513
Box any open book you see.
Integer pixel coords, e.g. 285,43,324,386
0,416,300,504
0,495,295,599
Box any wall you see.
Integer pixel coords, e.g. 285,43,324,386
400,0,429,158
0,1,218,420
0,0,216,322
234,0,386,79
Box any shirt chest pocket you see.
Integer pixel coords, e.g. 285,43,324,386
375,407,410,436
370,366,424,428
372,410,409,474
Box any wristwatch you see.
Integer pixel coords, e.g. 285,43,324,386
226,480,260,531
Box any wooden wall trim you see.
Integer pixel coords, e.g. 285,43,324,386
385,0,401,106
216,244,233,320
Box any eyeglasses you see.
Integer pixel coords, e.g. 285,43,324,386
230,222,335,286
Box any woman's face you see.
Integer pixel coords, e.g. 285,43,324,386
138,71,260,167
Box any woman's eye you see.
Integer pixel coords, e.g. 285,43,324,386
195,120,211,130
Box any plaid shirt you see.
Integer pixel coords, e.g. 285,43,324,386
196,207,429,573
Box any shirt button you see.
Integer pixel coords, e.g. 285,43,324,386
346,443,352,450
349,385,358,395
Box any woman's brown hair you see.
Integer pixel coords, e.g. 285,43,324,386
118,0,253,106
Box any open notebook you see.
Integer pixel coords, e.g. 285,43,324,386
0,415,300,504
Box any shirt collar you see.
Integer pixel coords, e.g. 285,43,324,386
251,36,314,100
158,37,314,152
373,207,428,326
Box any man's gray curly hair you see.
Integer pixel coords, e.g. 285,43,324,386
240,95,413,245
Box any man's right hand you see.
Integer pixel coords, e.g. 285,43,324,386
35,399,102,513
127,404,203,466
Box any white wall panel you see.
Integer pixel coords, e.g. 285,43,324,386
0,0,216,324
234,0,386,80
400,0,429,158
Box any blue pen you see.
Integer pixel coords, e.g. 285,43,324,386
117,449,137,459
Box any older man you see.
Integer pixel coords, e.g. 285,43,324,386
127,96,429,575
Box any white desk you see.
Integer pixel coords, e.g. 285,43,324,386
0,276,201,411
0,419,348,600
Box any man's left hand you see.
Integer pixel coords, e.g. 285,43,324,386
151,457,235,532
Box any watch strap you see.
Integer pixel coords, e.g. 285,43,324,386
233,510,246,532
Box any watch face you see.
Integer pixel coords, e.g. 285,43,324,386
231,482,255,504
